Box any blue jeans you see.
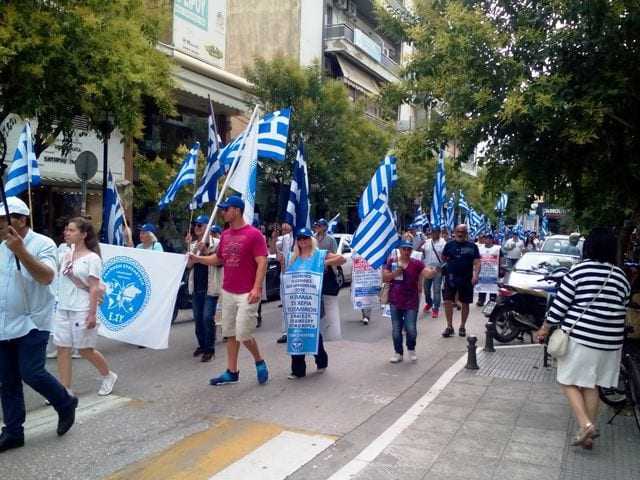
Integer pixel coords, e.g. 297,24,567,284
192,292,217,353
423,273,442,309
0,329,76,438
390,306,418,355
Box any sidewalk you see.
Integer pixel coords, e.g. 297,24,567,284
342,345,640,480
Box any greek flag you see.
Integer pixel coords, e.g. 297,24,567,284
284,142,311,232
191,100,223,210
328,213,340,234
228,113,259,224
458,190,469,213
158,142,199,209
468,208,483,237
430,148,447,228
495,192,508,212
103,170,125,245
445,194,456,231
513,223,527,240
358,155,397,220
413,207,428,228
352,193,399,269
5,122,40,196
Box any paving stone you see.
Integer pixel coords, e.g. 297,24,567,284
502,440,564,466
418,402,474,421
494,460,561,480
352,462,427,480
440,382,488,398
520,400,571,417
468,406,520,426
378,444,441,470
453,419,513,441
452,372,495,387
393,423,457,450
526,390,567,405
447,435,508,459
474,396,526,413
426,452,499,480
510,426,566,448
516,411,570,430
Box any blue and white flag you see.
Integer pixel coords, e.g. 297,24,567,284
257,108,291,162
430,148,447,228
103,170,125,245
352,193,399,269
413,207,428,228
5,122,40,197
445,194,456,231
495,192,508,212
458,190,470,213
468,208,483,238
228,113,259,224
191,101,223,210
328,213,340,234
358,155,397,220
158,142,199,209
284,142,311,232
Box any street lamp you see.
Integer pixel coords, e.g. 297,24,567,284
98,112,115,241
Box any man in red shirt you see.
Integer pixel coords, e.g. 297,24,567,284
189,196,269,385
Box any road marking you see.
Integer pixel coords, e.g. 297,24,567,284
25,394,131,437
209,430,335,480
327,352,469,479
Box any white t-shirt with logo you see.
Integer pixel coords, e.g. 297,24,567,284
423,238,446,266
58,251,103,311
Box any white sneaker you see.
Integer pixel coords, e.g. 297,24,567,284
389,353,403,363
46,351,57,359
98,371,118,396
409,351,417,362
72,350,81,359
362,317,369,325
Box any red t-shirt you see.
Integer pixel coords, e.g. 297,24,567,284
384,258,425,311
217,224,268,294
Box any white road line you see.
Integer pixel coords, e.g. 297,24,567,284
25,394,131,437
209,431,335,480
328,352,469,480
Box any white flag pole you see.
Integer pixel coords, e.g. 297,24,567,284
201,105,260,245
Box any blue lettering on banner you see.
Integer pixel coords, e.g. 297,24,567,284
99,256,151,331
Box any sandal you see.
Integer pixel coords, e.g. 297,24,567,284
571,422,595,446
582,438,593,450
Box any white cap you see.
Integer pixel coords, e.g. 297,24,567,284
0,197,30,216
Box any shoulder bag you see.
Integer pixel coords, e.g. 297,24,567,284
547,266,614,358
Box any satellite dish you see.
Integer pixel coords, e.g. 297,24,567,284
75,151,98,180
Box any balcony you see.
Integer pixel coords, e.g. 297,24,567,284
324,23,401,82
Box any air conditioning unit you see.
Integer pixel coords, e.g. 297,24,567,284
333,0,348,10
347,0,357,17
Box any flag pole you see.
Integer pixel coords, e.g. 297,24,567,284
201,105,260,245
27,181,33,226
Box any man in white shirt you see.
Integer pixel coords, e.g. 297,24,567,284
503,232,524,269
422,227,446,318
476,234,502,306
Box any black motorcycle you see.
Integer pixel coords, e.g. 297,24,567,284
484,267,568,343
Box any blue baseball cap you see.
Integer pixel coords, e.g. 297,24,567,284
314,218,328,227
140,223,156,233
295,227,314,239
218,196,244,210
193,215,209,225
408,223,417,230
210,225,222,234
398,240,414,249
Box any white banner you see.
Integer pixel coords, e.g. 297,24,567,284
173,0,226,68
475,245,501,294
351,255,381,310
97,244,187,349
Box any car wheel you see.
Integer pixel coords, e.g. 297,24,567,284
336,267,345,289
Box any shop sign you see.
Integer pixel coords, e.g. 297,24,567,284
173,0,226,68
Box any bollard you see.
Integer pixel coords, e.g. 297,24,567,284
543,344,549,368
465,336,479,370
484,321,496,353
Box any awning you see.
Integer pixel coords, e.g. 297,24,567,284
336,56,381,96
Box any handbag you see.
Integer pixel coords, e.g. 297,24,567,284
379,282,391,305
547,266,614,358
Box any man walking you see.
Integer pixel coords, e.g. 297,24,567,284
0,197,78,452
191,196,269,386
422,226,446,318
441,224,481,337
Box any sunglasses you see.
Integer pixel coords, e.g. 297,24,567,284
194,223,205,227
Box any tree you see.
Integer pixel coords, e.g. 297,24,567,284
0,1,175,155
376,0,640,229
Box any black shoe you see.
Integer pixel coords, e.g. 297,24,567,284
193,347,204,357
257,317,262,328
57,396,78,436
476,301,484,307
0,431,24,453
459,327,466,337
442,327,454,338
201,352,214,362
276,335,287,344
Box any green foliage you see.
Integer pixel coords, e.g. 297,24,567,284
0,0,175,156
245,56,392,219
380,0,640,227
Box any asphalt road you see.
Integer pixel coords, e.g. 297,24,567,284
1,289,491,480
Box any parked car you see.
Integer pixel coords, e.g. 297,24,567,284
541,234,584,256
500,251,580,291
333,233,353,288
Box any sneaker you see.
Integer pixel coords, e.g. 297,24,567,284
409,351,417,362
276,335,287,344
209,369,239,386
71,350,81,359
458,327,466,337
287,373,303,379
431,308,439,319
256,360,269,385
389,353,403,363
98,371,118,396
46,351,57,359
442,327,454,337
362,317,369,325
423,304,432,314
476,301,485,307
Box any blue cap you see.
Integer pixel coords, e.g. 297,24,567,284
398,240,414,249
193,215,209,225
210,225,222,234
218,196,244,210
140,223,156,233
296,228,314,239
314,218,328,227
408,223,417,230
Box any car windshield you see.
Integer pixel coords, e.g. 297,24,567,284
542,238,584,254
514,254,579,273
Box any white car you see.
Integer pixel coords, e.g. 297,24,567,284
333,233,353,287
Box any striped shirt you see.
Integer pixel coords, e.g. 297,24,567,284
547,260,631,350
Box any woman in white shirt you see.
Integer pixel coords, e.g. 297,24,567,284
136,223,163,251
54,217,118,396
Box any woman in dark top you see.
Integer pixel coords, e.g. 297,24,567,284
382,241,438,363
537,228,630,449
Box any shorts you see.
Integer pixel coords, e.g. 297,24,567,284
221,289,259,341
53,309,99,349
442,277,474,304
